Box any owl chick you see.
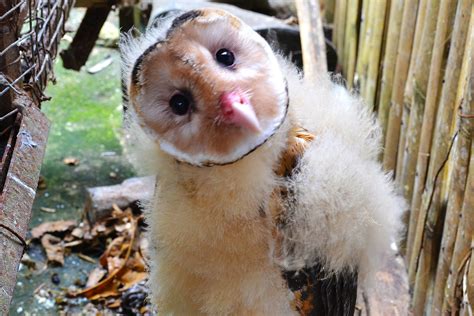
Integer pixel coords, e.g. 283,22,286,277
121,8,403,316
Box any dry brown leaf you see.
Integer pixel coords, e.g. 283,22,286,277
20,253,37,270
127,252,147,272
114,222,132,233
88,279,121,301
31,220,76,239
99,236,126,267
107,257,125,273
86,267,108,288
71,227,84,239
139,236,150,262
63,157,79,166
78,253,97,263
119,270,147,290
41,234,65,266
63,240,83,248
40,207,56,213
69,218,138,299
106,298,122,308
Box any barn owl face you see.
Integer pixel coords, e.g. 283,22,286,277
129,8,288,166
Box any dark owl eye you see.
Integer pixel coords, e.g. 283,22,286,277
169,93,190,115
216,48,235,67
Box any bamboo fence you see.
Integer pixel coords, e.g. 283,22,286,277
331,0,473,314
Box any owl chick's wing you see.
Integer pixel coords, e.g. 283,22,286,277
272,127,358,316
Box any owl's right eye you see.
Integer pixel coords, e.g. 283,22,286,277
216,48,235,67
169,93,190,115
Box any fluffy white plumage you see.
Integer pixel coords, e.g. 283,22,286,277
121,8,404,315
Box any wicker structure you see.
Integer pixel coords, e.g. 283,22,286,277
331,0,473,314
0,0,73,312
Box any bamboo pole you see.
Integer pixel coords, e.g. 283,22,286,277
353,0,371,93
403,0,455,263
407,0,444,302
442,16,474,315
443,140,473,314
382,0,420,172
332,0,342,49
333,0,340,49
393,0,427,183
335,0,347,71
363,0,388,109
431,4,473,315
295,0,328,80
376,0,405,142
398,0,442,259
323,0,336,24
343,0,360,88
410,0,473,311
466,242,474,313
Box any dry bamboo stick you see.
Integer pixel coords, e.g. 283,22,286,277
393,0,428,183
333,0,340,49
397,0,441,259
410,1,473,311
443,140,473,314
408,0,472,285
382,0,420,172
342,0,360,88
323,0,336,24
431,5,474,314
353,0,371,93
335,0,347,71
466,243,474,313
295,0,328,80
363,0,388,109
407,0,450,263
395,0,438,187
403,0,455,264
372,0,392,114
376,0,405,142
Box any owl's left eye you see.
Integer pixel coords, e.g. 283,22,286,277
169,93,190,115
216,48,235,67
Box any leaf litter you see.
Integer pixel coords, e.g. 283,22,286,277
25,204,154,315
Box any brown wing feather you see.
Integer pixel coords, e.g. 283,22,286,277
272,126,358,316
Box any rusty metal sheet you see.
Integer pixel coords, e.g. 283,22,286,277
0,101,50,314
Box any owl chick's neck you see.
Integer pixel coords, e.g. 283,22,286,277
157,115,293,219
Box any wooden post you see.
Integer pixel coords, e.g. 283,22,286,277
0,0,21,117
377,0,405,142
60,6,112,70
382,0,419,172
295,0,328,81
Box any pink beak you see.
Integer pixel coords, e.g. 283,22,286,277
219,91,261,133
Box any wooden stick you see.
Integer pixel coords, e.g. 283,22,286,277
343,0,360,88
394,0,428,183
353,0,371,93
295,0,328,81
395,0,432,257
382,0,420,172
333,0,341,49
324,0,336,24
363,0,388,109
334,0,347,71
443,140,473,315
431,4,474,314
403,0,454,263
410,0,473,311
441,9,474,314
376,0,405,142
